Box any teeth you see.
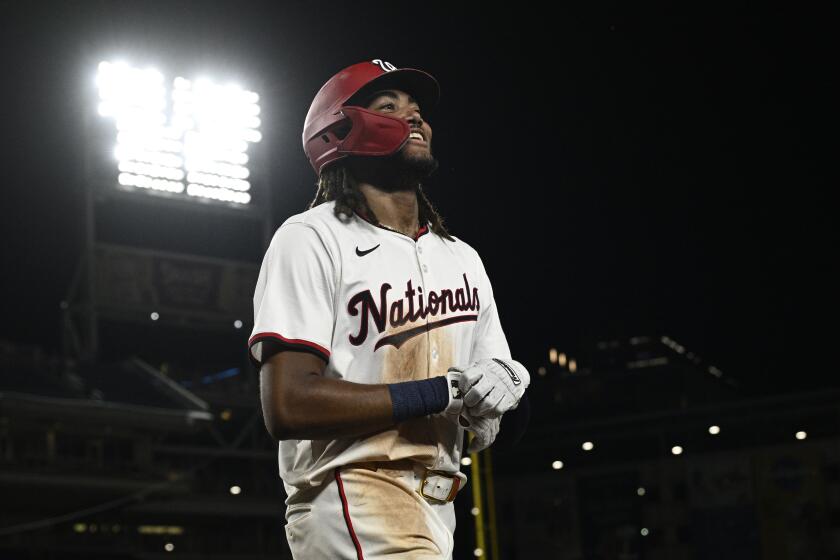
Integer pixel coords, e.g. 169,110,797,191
409,132,424,140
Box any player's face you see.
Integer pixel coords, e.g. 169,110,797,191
364,89,434,163
346,88,438,190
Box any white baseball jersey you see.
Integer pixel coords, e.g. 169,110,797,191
249,199,512,500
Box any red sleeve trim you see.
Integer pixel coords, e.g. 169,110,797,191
248,332,331,367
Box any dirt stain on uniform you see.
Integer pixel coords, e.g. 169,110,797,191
428,327,456,378
366,322,458,461
380,321,457,382
339,466,446,558
381,320,429,383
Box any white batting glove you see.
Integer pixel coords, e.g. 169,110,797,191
454,358,530,419
440,368,471,428
462,409,501,453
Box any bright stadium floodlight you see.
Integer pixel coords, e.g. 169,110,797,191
95,60,261,206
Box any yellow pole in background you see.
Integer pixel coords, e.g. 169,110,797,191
468,433,487,558
483,447,500,560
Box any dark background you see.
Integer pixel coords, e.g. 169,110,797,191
1,1,834,394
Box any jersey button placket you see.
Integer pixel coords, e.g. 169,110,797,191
416,240,446,473
415,240,429,278
416,242,427,272
414,240,433,375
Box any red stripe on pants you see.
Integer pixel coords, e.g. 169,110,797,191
335,467,365,560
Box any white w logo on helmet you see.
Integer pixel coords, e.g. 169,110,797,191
371,59,397,72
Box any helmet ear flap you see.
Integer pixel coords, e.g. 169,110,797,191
338,106,410,157
333,120,352,141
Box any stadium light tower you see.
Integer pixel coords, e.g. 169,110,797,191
62,59,270,362
95,61,262,206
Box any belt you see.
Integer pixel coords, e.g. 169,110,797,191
344,460,461,504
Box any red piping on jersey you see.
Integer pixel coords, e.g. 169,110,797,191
248,332,331,359
353,208,430,242
335,467,365,560
414,223,429,241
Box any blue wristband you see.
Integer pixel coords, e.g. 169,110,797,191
388,376,449,423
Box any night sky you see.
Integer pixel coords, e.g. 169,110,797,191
1,2,833,397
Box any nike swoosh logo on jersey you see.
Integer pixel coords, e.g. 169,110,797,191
356,244,380,256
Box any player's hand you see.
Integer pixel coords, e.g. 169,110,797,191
453,358,530,419
461,408,501,453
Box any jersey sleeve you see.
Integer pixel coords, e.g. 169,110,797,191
469,253,512,363
248,222,337,368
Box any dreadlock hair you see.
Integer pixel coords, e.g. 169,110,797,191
307,163,455,242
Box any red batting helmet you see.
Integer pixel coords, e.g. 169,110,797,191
302,59,440,177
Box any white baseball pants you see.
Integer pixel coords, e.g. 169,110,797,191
284,464,458,559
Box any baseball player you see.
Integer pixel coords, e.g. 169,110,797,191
249,59,531,559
